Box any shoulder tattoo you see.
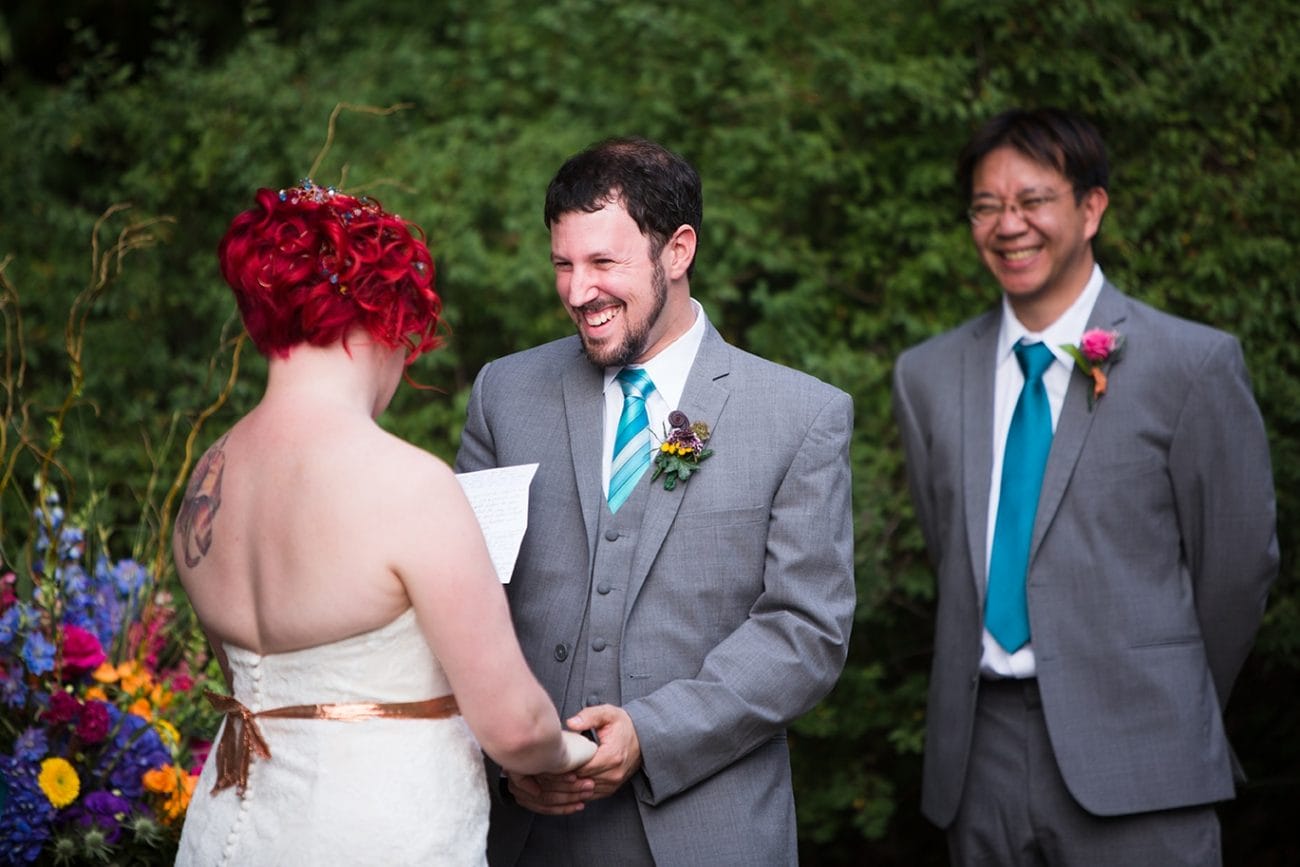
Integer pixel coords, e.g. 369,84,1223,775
176,434,229,568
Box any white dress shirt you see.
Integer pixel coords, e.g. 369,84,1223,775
601,299,707,492
981,264,1105,677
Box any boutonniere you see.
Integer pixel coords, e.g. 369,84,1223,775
651,411,714,491
1060,328,1125,409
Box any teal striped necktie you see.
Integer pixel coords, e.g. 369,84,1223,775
608,368,656,513
986,341,1055,653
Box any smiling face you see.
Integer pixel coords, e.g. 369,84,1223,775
970,146,1108,330
550,201,695,368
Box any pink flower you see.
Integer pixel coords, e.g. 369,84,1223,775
76,699,111,743
1079,328,1119,363
61,624,107,675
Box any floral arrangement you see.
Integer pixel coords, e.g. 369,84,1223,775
651,411,714,491
1060,328,1125,409
0,488,222,864
0,203,232,864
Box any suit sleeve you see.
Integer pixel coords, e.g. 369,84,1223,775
624,389,856,804
891,353,939,563
1169,335,1278,707
455,362,498,474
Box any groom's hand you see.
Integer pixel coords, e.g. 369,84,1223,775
566,705,642,800
504,771,593,816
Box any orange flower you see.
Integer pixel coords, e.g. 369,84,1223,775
129,697,153,720
143,766,178,794
83,685,109,702
91,661,119,683
145,765,196,824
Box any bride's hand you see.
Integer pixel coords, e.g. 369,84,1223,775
557,730,597,772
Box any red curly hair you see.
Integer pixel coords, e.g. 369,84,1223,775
219,181,441,361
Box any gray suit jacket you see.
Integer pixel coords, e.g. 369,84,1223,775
456,321,855,865
893,282,1278,826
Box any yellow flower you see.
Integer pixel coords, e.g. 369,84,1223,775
38,757,81,808
154,718,181,748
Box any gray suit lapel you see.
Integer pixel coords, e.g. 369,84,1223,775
1030,282,1130,558
626,323,733,606
963,310,1000,605
561,351,607,564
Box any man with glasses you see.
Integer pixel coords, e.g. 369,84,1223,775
892,107,1277,865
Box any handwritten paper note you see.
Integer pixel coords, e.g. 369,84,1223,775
455,464,539,583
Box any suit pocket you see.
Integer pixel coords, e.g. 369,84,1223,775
676,504,768,529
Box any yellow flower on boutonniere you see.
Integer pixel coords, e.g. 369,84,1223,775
651,411,714,491
1061,328,1125,409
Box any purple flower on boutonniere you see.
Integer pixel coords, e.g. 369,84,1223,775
1060,328,1125,409
651,411,714,491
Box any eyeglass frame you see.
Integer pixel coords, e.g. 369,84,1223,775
966,187,1081,226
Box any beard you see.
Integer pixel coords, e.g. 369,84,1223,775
579,258,669,368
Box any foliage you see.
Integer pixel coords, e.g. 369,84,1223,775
1,0,1297,863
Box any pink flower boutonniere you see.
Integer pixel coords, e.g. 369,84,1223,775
1061,328,1125,409
651,411,714,491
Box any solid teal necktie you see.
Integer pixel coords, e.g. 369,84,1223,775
986,341,1055,653
608,368,656,513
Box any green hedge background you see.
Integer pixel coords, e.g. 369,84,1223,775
2,1,1296,862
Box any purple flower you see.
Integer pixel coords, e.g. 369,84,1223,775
66,790,132,845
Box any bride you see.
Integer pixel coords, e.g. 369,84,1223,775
173,181,593,866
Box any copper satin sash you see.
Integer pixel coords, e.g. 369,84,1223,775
204,689,460,796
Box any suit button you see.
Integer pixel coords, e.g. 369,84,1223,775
587,693,600,706
553,644,568,662
596,582,612,595
592,638,607,652
604,529,619,541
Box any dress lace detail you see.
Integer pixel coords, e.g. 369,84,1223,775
176,609,488,866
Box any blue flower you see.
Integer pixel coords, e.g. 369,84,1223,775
112,560,148,596
20,632,56,676
98,708,170,801
1,674,28,708
13,728,48,763
0,755,55,862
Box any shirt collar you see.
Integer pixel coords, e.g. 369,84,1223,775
997,264,1105,365
603,298,706,408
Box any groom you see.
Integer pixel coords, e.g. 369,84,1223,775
893,108,1278,864
456,136,855,865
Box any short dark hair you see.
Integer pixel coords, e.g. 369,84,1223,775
544,137,702,273
957,108,1109,204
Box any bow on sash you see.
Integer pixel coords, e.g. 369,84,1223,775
203,689,460,796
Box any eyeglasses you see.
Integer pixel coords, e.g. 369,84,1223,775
967,190,1070,225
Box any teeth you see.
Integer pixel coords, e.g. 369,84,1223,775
1003,249,1038,261
585,307,617,326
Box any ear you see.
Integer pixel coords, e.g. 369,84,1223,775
663,224,697,281
1082,187,1109,241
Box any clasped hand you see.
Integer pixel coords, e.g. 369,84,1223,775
504,704,641,815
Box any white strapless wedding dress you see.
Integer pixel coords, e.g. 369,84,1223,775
176,608,488,866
